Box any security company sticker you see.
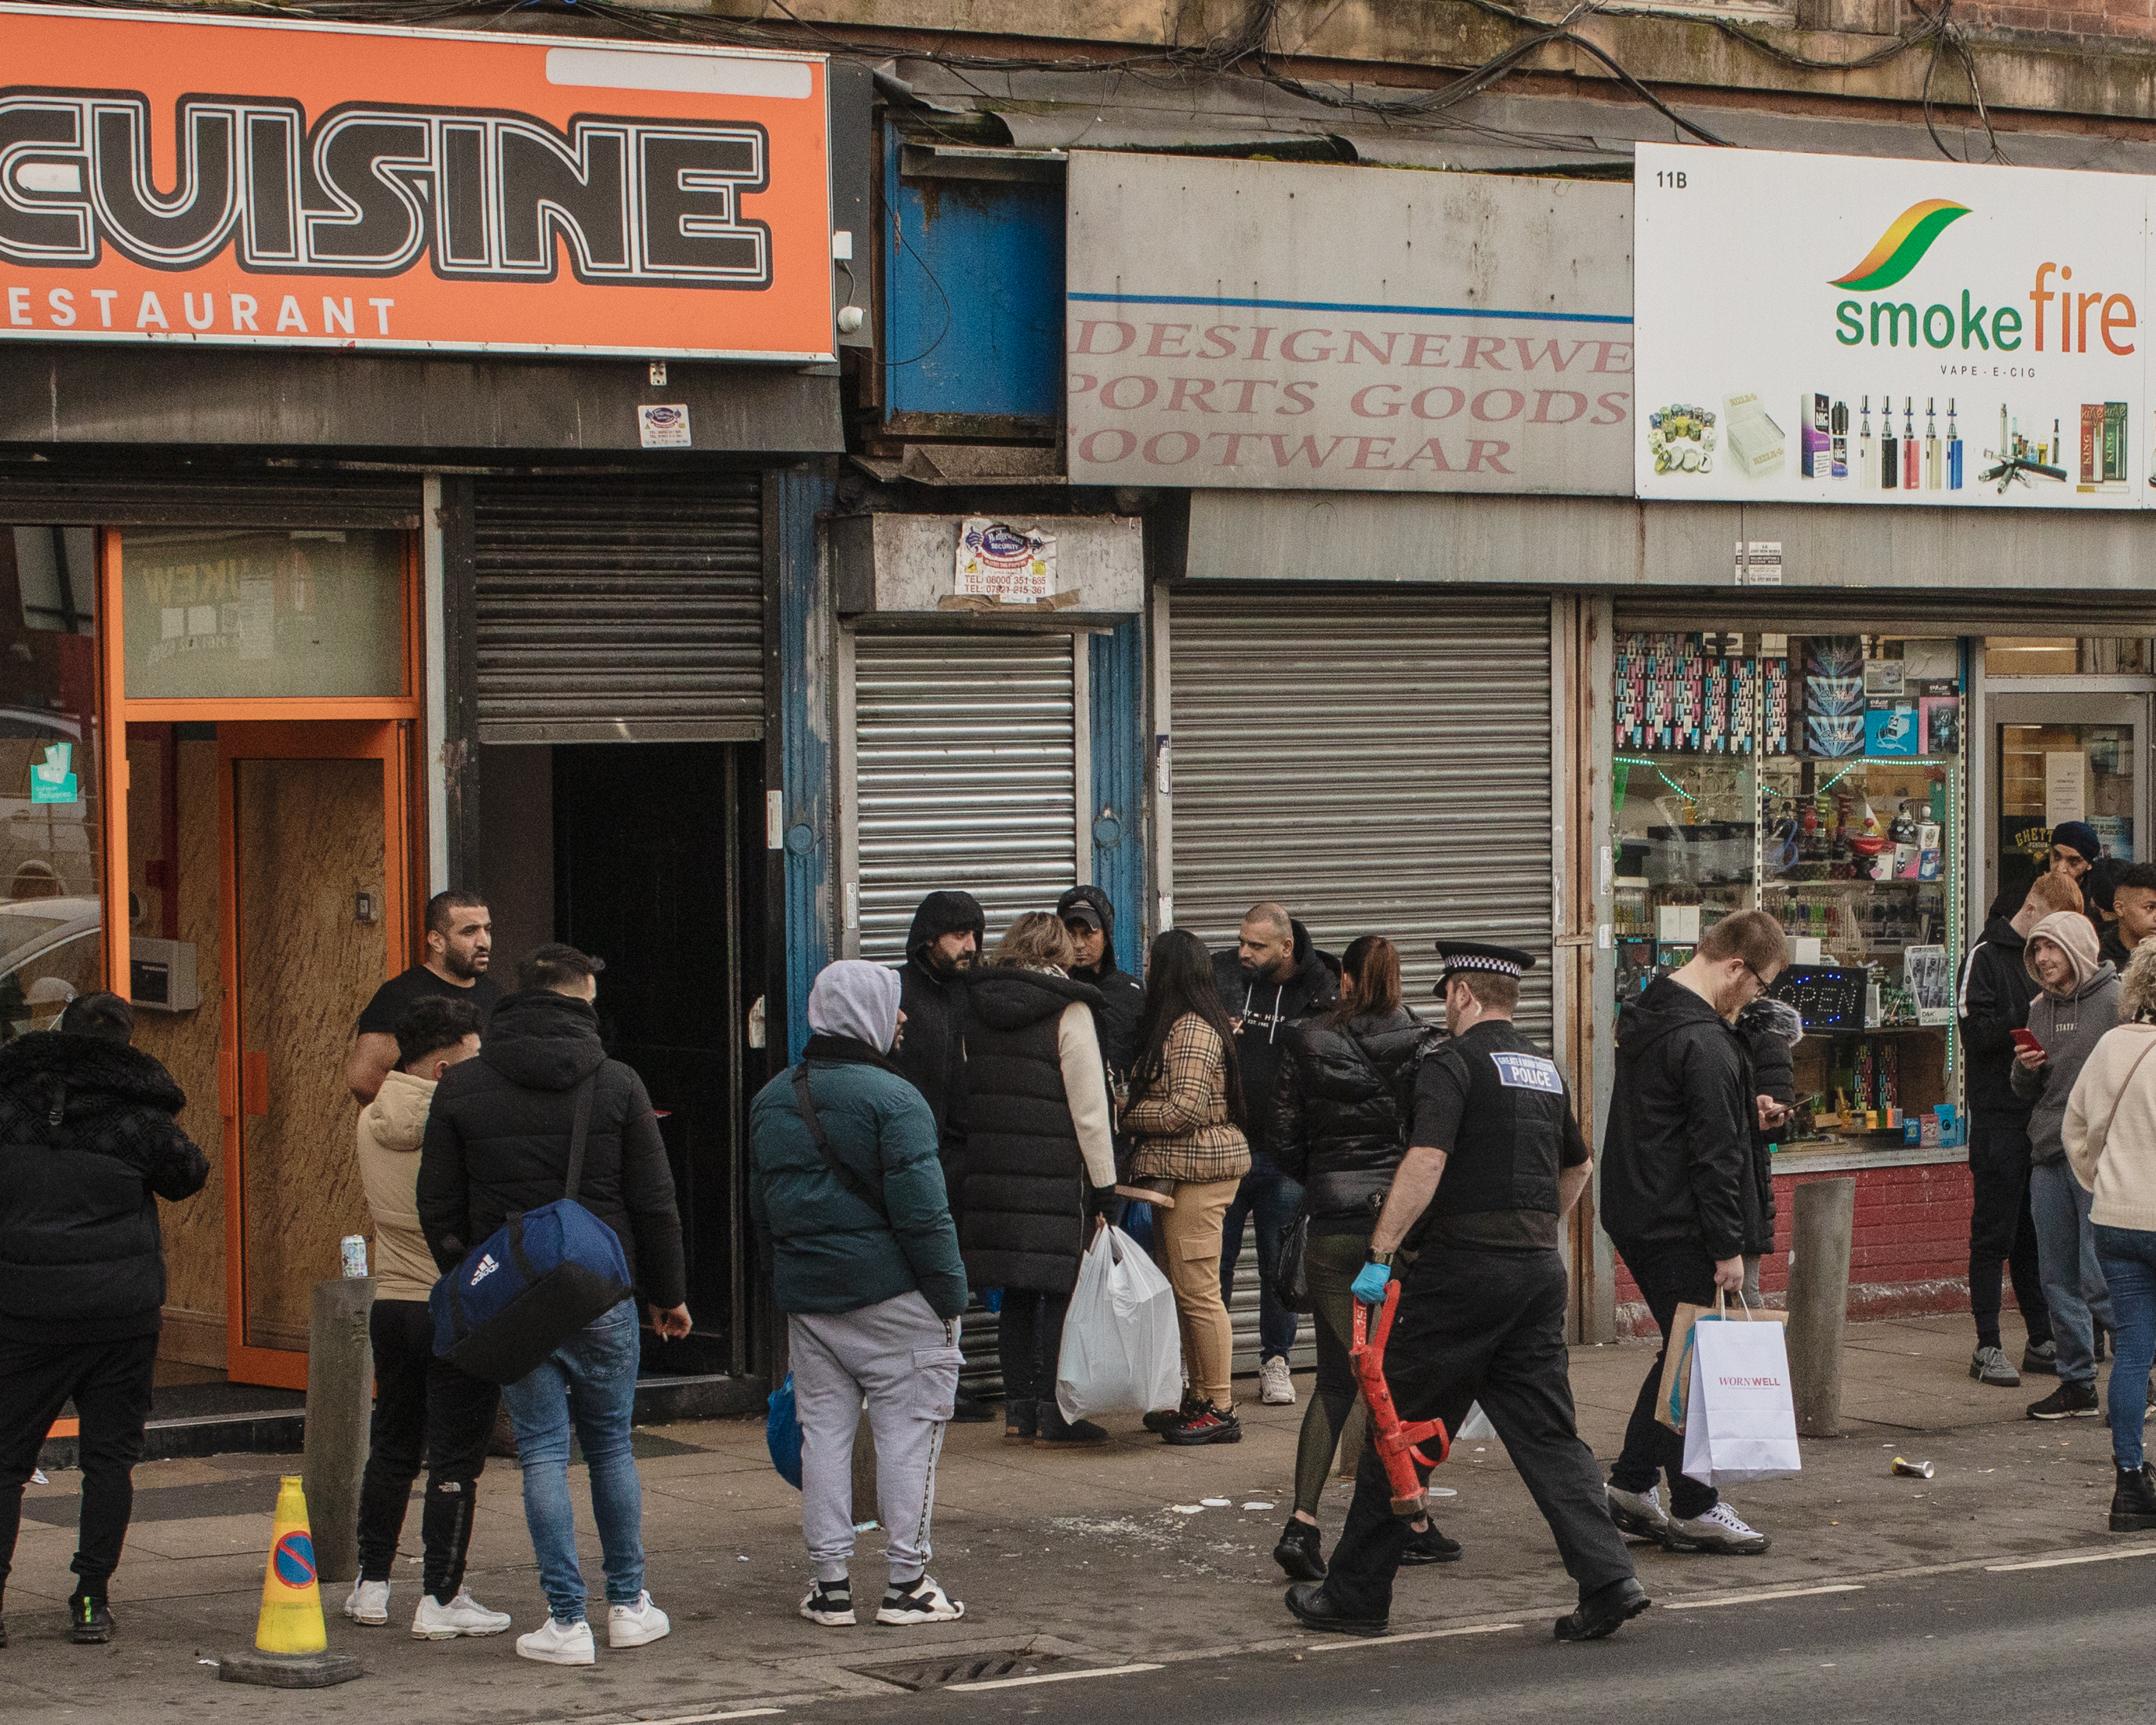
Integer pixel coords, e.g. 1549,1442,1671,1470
1490,1052,1564,1094
638,404,693,448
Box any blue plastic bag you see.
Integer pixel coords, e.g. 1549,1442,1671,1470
767,1371,803,1490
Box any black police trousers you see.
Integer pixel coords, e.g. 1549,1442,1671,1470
1320,1246,1635,1622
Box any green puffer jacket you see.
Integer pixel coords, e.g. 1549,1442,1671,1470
750,1051,969,1319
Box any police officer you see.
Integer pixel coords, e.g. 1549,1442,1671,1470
1283,941,1649,1643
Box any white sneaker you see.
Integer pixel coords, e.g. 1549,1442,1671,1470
607,1590,670,1649
1668,1501,1771,1555
517,1617,596,1665
343,1579,390,1625
1259,1356,1296,1406
412,1589,513,1639
1605,1482,1671,1543
876,1574,965,1625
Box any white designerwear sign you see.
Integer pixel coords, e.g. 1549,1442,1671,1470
1066,153,1634,493
1635,143,2147,508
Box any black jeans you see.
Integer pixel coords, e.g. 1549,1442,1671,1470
1607,1237,1721,1520
1320,1247,1633,1622
1968,1118,2053,1351
0,1331,159,1607
996,1289,1071,1405
356,1299,499,1599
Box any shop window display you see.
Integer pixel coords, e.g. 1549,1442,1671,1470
1613,630,1963,1150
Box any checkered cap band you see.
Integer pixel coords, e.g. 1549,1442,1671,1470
1443,953,1523,978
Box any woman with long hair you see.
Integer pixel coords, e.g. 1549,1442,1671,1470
956,913,1120,1447
1120,928,1251,1445
1266,936,1455,1578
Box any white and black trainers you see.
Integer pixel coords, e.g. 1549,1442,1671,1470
1667,1502,1771,1555
1605,1482,1673,1543
800,1579,855,1627
876,1574,965,1625
1259,1356,1297,1407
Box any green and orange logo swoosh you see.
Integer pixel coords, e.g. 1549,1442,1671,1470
1828,199,1973,292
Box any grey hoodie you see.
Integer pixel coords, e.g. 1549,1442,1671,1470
2012,964,2122,1164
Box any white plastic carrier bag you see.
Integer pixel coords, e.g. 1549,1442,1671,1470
1055,1224,1184,1423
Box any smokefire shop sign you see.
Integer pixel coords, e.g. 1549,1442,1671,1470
0,3,833,360
1065,154,1634,493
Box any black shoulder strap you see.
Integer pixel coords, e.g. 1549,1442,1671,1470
793,1063,888,1221
562,1075,597,1203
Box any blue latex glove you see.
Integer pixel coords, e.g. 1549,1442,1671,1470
1352,1262,1392,1306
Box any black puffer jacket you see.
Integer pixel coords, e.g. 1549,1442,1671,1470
1269,1007,1438,1231
1600,975,1753,1262
893,891,984,1156
418,990,687,1309
1213,919,1340,1157
0,1032,209,1341
1958,913,2039,1124
955,968,1105,1294
1059,885,1145,1080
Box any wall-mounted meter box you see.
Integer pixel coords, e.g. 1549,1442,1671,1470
130,939,201,1012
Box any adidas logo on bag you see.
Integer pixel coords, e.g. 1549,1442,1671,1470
469,1254,500,1287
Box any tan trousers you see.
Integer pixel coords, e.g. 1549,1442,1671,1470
1157,1176,1240,1411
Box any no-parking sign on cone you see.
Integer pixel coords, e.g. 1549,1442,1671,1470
218,1475,360,1689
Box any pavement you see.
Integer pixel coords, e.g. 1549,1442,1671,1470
2,1310,2147,1725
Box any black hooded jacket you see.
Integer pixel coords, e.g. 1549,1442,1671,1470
418,989,687,1309
1058,885,1145,1080
0,1031,209,1341
1958,912,2040,1124
893,891,984,1154
1212,919,1339,1157
1599,975,1753,1262
1269,1006,1438,1232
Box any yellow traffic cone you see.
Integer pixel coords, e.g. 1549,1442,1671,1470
254,1476,328,1656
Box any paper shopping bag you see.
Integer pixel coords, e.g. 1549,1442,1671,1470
1680,1315,1802,1486
1656,1297,1788,1432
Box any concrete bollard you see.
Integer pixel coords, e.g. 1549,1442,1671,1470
303,1277,375,1586
1784,1177,1857,1439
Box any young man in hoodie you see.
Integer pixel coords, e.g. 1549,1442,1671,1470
418,944,688,1667
1213,903,1339,1407
1600,910,1788,1558
751,961,969,1630
1959,875,2079,1387
2013,910,2122,1421
347,994,512,1642
1057,886,1145,1080
0,992,208,1647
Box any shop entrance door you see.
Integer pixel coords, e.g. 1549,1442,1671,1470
219,721,409,1389
1987,692,2151,912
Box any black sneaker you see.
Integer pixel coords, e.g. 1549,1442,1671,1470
2111,1463,2156,1533
1273,1518,1327,1582
1144,1396,1201,1434
2023,1338,2060,1377
2028,1380,2101,1421
68,1596,112,1645
1399,1522,1463,1565
1161,1405,1241,1446
1033,1404,1109,1447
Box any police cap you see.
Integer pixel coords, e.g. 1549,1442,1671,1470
1432,939,1538,996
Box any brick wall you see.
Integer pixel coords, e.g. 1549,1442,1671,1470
1612,1159,1978,1337
1970,0,2156,41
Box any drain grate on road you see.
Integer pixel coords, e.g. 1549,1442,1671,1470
851,1649,1075,1690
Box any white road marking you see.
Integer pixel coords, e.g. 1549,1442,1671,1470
1664,1584,1866,1610
633,1710,784,1724
1987,1545,2156,1572
1305,1622,1521,1652
946,1664,1163,1693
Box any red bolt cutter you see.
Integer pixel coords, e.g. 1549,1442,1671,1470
1352,1280,1451,1519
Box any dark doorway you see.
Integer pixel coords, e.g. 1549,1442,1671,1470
554,742,762,1378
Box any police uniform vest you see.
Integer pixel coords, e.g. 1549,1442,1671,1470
1411,1020,1577,1252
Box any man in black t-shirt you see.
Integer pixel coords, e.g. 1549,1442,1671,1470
347,891,499,1105
1285,941,1643,1647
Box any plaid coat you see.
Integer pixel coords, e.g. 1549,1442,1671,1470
1120,1014,1250,1184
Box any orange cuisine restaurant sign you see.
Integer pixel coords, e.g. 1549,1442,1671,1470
0,3,834,360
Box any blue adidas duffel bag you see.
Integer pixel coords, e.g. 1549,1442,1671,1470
430,1077,632,1385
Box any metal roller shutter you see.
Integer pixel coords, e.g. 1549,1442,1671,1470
1616,590,2156,634
1172,589,1555,1378
472,473,764,743
852,632,1078,963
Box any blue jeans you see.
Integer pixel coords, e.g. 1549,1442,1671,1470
2029,1160,2115,1386
1221,1153,1301,1363
2096,1225,2156,1469
499,1300,644,1625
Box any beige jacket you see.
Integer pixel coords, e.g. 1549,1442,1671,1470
357,1069,444,1302
2064,1020,2156,1233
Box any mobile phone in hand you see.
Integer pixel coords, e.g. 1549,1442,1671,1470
2011,1028,2045,1056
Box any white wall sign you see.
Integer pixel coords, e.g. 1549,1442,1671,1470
2045,751,2088,826
1636,143,2147,508
1066,154,1634,494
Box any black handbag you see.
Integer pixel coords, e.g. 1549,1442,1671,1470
1272,1212,1312,1314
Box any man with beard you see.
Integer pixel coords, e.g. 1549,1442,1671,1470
347,890,499,1105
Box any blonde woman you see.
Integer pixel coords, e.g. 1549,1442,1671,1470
958,913,1119,1446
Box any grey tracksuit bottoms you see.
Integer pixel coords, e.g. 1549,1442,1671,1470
788,1290,963,1586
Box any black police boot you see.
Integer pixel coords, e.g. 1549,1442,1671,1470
2110,1462,2156,1533
1273,1517,1327,1581
1284,1583,1387,1638
1554,1577,1650,1642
